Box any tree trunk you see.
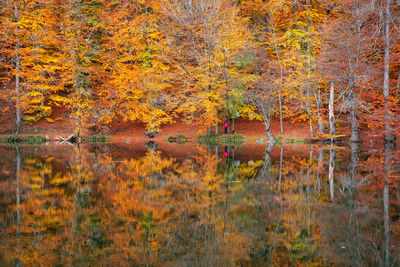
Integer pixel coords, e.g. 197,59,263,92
270,17,284,135
278,89,283,135
255,98,276,143
306,0,313,138
312,86,324,134
263,116,276,143
313,74,325,135
14,5,21,135
306,86,313,138
396,67,400,98
329,81,336,141
69,0,82,136
316,89,324,134
15,51,21,135
383,0,394,142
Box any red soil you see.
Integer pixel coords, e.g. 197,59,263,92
3,108,393,165
107,117,313,143
0,102,311,142
1,100,398,151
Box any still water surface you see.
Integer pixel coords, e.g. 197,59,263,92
0,141,399,266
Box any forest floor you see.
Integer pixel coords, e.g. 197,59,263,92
1,104,398,162
0,113,317,142
0,102,398,148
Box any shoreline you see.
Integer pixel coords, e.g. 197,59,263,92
0,117,397,146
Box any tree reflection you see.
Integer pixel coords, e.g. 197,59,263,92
0,142,398,266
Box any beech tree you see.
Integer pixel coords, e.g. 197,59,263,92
161,0,253,133
0,0,71,134
0,0,25,134
322,0,377,142
98,0,173,132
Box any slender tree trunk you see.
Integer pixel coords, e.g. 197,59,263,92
263,114,276,143
318,88,324,133
306,0,313,138
278,90,283,135
313,86,324,134
306,86,313,138
15,51,21,135
279,146,283,186
396,67,400,98
265,123,275,142
75,70,81,136
313,71,325,134
14,5,21,135
270,16,284,134
68,0,82,136
329,81,336,141
383,0,394,142
255,98,276,143
222,49,230,136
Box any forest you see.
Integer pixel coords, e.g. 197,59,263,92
1,0,399,142
2,1,400,266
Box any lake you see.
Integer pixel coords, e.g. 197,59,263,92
0,141,399,266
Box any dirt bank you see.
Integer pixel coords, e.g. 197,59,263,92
1,103,398,146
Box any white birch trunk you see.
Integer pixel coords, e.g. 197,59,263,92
383,0,393,142
329,81,336,141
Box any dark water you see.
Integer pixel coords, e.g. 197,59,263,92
0,141,399,266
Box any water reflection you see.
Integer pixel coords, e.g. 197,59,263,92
0,142,399,266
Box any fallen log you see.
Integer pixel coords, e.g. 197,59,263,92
55,133,81,144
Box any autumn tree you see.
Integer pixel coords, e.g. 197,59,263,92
60,0,107,136
239,0,329,138
0,0,72,134
0,0,26,134
96,0,173,133
322,0,378,142
161,0,252,133
19,1,69,123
